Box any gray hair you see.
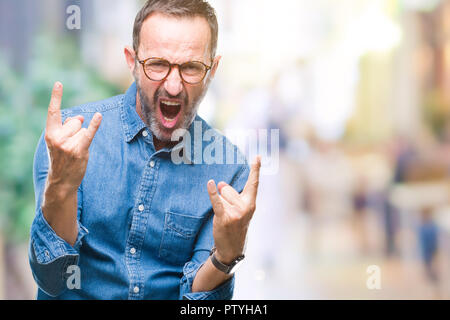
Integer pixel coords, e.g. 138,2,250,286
133,0,219,59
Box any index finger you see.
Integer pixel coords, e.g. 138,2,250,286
207,180,225,217
242,155,261,201
46,82,63,131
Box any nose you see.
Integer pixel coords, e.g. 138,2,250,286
164,66,183,97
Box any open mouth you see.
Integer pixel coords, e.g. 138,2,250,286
158,99,182,129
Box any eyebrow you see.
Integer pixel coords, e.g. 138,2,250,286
139,55,210,65
138,45,210,64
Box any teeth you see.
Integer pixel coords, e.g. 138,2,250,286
161,100,181,106
163,116,176,122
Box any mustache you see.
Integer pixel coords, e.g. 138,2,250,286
153,87,189,106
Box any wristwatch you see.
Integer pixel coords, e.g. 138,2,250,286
209,247,245,274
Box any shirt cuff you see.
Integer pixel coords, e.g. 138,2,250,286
180,260,235,300
31,206,88,265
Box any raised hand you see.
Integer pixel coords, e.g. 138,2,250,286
44,82,102,192
207,156,261,264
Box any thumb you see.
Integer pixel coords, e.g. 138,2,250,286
207,180,224,217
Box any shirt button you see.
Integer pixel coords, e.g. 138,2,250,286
142,130,148,137
149,160,155,168
133,286,140,294
130,248,136,255
138,204,144,212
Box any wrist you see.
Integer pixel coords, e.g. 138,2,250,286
46,175,79,199
210,247,245,275
42,178,78,222
214,250,236,265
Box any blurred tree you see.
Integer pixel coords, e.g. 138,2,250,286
0,33,121,244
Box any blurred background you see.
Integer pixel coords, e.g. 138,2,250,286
1,0,450,299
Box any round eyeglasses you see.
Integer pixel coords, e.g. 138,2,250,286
138,57,212,84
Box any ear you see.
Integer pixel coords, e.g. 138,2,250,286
209,55,222,79
124,46,137,73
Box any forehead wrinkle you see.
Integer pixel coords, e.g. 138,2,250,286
139,14,211,64
153,40,205,62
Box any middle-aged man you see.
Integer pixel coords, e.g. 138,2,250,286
29,0,261,300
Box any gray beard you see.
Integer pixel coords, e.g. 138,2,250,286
135,77,205,143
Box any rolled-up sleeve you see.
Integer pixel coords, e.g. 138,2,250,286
178,211,235,300
179,163,249,300
29,131,87,297
180,260,235,300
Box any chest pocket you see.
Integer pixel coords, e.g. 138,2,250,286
159,211,205,266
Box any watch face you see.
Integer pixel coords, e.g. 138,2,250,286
229,258,245,274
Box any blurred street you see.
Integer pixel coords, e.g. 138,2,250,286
235,154,450,299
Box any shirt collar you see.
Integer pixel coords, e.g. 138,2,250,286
121,82,147,143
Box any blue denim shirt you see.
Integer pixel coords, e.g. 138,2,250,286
29,82,249,300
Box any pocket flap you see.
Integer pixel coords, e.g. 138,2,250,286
166,211,205,238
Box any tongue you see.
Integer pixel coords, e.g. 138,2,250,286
161,102,181,119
